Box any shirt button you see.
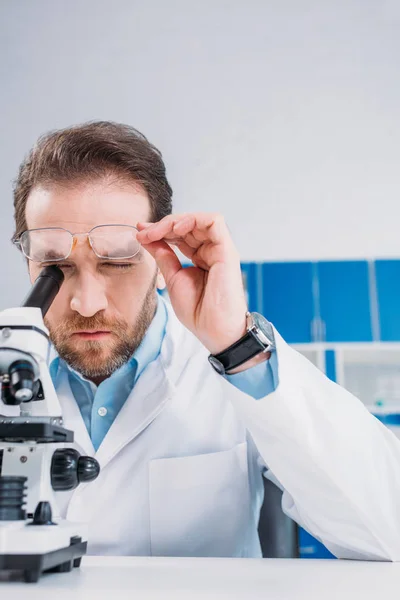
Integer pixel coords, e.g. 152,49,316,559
98,407,107,417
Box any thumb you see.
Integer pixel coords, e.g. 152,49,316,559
142,240,182,287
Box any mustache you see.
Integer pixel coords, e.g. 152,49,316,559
47,314,128,338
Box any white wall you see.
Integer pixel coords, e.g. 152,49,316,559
1,0,400,307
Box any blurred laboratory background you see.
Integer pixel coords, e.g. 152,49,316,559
1,0,400,559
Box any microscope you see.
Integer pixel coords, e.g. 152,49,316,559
0,266,100,583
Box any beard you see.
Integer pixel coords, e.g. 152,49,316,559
46,275,158,380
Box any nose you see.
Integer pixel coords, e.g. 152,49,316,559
70,271,108,317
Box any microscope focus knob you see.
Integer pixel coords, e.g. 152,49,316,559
32,501,54,525
51,449,100,491
8,360,35,404
77,456,100,483
51,448,80,491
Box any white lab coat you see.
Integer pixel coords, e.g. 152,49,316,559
54,302,400,560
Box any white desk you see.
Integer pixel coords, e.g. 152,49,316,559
1,556,399,599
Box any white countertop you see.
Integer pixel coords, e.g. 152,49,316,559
1,555,400,599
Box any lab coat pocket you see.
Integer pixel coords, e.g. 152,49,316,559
149,441,250,557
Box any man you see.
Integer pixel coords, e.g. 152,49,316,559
9,121,400,560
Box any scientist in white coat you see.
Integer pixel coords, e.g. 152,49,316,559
10,121,400,561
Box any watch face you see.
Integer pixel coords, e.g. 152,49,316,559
251,313,275,348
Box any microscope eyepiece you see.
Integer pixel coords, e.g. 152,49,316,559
22,265,64,317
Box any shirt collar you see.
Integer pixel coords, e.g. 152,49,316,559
132,293,167,382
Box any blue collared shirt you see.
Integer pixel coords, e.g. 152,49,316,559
50,295,278,450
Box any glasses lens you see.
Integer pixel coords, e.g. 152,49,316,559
19,229,73,262
90,225,141,259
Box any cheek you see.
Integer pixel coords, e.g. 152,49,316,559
108,269,156,310
43,290,69,327
28,264,41,284
109,274,146,302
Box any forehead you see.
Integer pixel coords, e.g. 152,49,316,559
25,179,151,232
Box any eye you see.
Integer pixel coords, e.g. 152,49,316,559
101,263,134,270
41,262,72,270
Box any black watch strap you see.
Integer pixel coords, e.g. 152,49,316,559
208,331,265,374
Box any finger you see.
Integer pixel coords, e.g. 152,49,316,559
171,243,208,271
169,238,193,253
141,239,182,287
144,229,202,248
137,213,226,245
175,231,202,249
173,213,227,244
137,214,189,244
136,221,153,232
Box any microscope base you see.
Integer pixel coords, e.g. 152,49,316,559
0,536,86,582
0,520,88,583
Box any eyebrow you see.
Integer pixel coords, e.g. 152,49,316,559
41,250,66,260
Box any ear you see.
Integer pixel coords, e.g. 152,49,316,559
156,268,166,290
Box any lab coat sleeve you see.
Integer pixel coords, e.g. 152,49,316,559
223,326,400,561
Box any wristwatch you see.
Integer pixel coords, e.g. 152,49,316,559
208,312,275,375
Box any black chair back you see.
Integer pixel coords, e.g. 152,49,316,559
258,475,299,558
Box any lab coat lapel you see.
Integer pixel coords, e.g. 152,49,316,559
93,301,189,470
94,357,173,469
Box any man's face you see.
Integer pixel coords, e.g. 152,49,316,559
25,178,163,382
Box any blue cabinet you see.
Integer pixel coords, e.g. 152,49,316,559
243,260,375,343
261,263,315,343
324,350,337,382
298,528,335,559
317,261,373,342
240,263,259,313
375,260,400,341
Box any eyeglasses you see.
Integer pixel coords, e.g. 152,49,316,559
14,225,141,262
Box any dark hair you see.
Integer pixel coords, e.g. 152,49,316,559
12,120,173,240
